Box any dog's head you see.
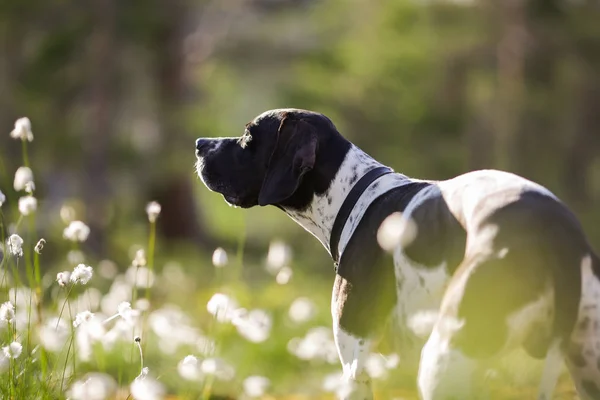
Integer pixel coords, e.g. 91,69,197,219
195,108,351,210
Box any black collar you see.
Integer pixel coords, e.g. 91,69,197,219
329,166,394,264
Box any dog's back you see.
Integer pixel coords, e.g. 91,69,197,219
418,171,600,399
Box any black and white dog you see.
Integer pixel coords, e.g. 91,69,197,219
195,108,600,400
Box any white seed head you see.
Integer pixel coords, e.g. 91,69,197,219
73,311,95,328
125,265,154,288
288,297,316,324
63,220,91,242
10,117,33,141
112,301,138,325
200,357,235,381
60,204,77,224
206,293,239,323
70,264,93,285
145,201,161,223
376,212,417,252
0,302,15,323
34,238,46,254
287,326,339,363
275,266,293,285
6,234,24,257
130,368,165,400
232,308,272,343
132,249,146,267
265,240,292,274
407,310,439,338
24,181,35,194
13,166,34,192
38,317,69,352
18,195,37,216
0,190,5,207
243,375,270,398
211,247,228,268
177,355,202,381
365,353,390,380
68,372,117,400
3,342,22,359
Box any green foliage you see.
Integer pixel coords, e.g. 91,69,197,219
0,0,599,398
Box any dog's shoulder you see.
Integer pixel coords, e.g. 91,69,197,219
399,183,467,270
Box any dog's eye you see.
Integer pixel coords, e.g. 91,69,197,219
238,131,252,148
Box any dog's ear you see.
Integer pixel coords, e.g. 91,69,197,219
258,116,318,206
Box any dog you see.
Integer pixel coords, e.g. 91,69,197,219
195,108,600,400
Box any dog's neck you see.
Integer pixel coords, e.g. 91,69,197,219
282,145,409,256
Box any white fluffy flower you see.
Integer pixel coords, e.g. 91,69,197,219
34,238,46,254
56,271,71,287
0,190,5,207
407,310,440,338
211,247,228,268
177,355,202,381
243,376,270,398
104,301,138,325
117,301,133,319
73,311,95,328
377,212,417,252
200,357,235,381
288,297,316,324
232,309,272,343
0,302,15,323
70,264,93,285
275,266,293,285
38,317,69,352
68,372,117,400
145,201,161,223
130,369,165,400
132,249,146,267
287,326,339,363
13,166,34,192
24,181,35,194
125,265,155,288
18,195,37,216
63,220,90,242
206,293,239,323
76,314,106,361
10,117,33,142
0,354,8,373
3,342,22,359
6,234,24,257
265,240,292,273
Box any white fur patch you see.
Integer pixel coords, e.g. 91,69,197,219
418,325,476,400
283,145,408,255
565,255,600,400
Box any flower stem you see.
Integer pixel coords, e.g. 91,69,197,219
146,220,156,298
135,339,144,375
21,140,29,168
57,285,75,329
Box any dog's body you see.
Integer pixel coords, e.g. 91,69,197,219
195,109,600,399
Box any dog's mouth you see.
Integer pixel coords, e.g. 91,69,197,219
223,194,242,208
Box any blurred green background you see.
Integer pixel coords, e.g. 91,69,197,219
0,0,599,398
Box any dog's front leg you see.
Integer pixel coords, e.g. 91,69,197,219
332,275,374,400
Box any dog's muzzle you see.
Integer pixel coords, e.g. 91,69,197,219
196,138,210,157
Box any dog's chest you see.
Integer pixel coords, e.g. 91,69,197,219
334,183,462,344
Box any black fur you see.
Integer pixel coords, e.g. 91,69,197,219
196,109,351,211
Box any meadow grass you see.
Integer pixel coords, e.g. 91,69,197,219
0,118,582,399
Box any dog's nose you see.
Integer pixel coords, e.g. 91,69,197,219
196,138,210,152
